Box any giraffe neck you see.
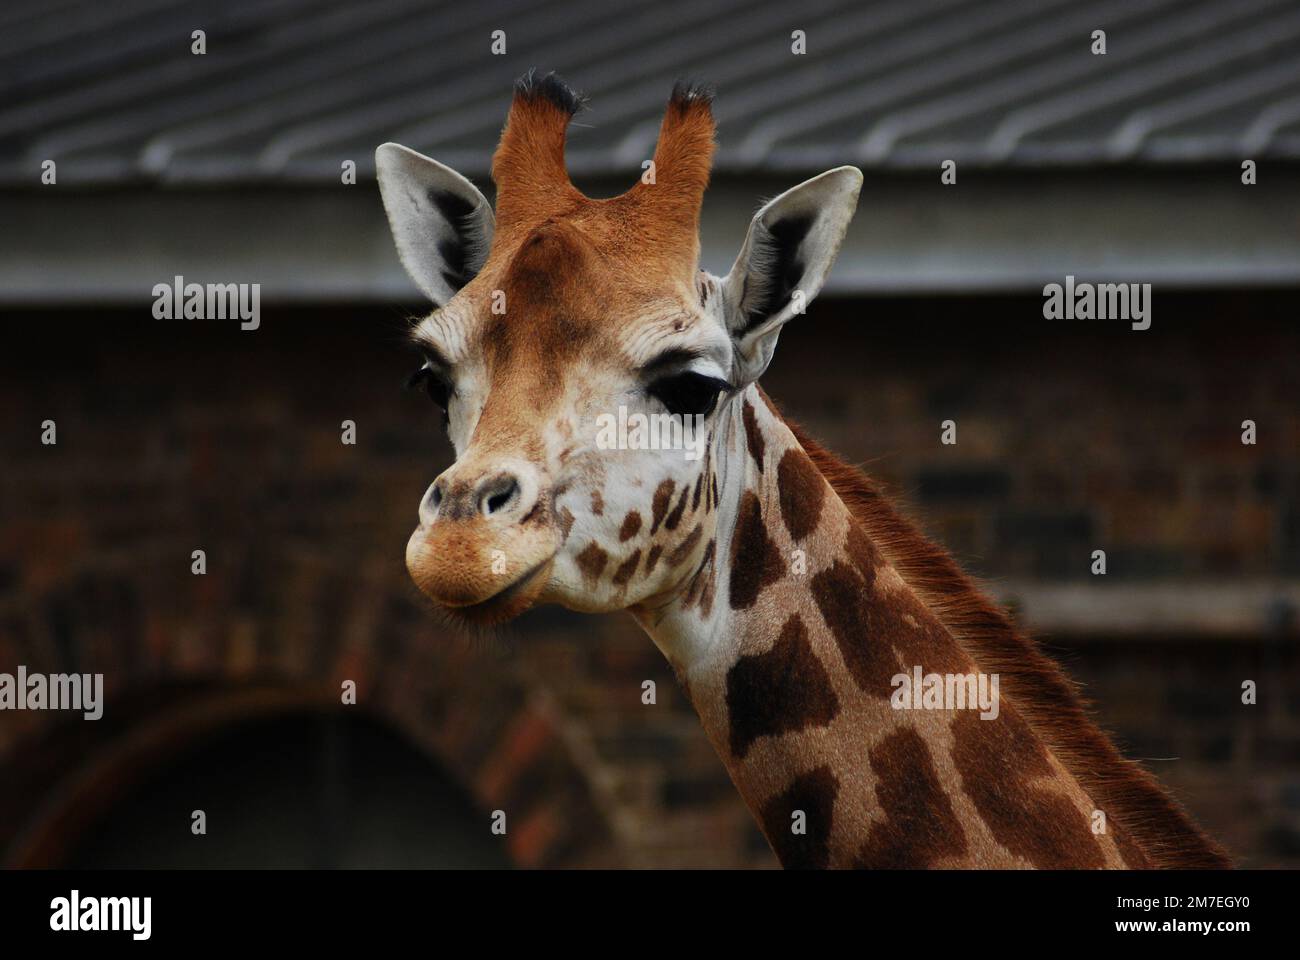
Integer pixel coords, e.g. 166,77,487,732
633,385,1134,868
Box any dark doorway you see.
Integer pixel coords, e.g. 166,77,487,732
63,712,512,869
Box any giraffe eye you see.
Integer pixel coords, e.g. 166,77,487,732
647,371,729,418
406,365,452,414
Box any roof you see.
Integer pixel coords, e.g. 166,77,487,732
4,0,1300,185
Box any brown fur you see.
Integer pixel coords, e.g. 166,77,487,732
613,82,716,279
491,73,587,236
768,394,1231,869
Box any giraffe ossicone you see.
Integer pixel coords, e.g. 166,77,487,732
374,71,1230,870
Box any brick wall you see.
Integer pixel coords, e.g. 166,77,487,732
1,291,1296,867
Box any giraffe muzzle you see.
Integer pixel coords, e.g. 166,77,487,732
406,460,558,619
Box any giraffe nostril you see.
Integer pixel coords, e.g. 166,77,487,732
480,475,520,517
431,482,444,509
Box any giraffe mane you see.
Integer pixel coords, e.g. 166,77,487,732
768,393,1232,869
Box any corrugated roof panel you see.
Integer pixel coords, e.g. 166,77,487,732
2,0,1297,185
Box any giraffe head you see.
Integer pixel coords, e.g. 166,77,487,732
377,72,861,625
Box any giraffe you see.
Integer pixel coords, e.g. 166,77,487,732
375,71,1231,869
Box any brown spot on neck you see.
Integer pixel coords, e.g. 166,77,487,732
776,448,825,542
809,561,904,696
845,522,881,581
857,727,967,868
742,399,765,473
725,614,839,759
950,709,1104,868
728,491,784,609
760,765,838,869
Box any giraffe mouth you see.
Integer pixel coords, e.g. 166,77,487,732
436,557,555,626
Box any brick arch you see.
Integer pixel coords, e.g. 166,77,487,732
0,544,620,868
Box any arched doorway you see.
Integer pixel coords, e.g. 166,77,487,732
61,707,511,869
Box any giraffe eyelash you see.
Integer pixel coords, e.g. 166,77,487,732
639,346,712,376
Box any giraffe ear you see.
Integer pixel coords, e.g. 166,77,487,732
721,167,862,383
376,142,495,305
